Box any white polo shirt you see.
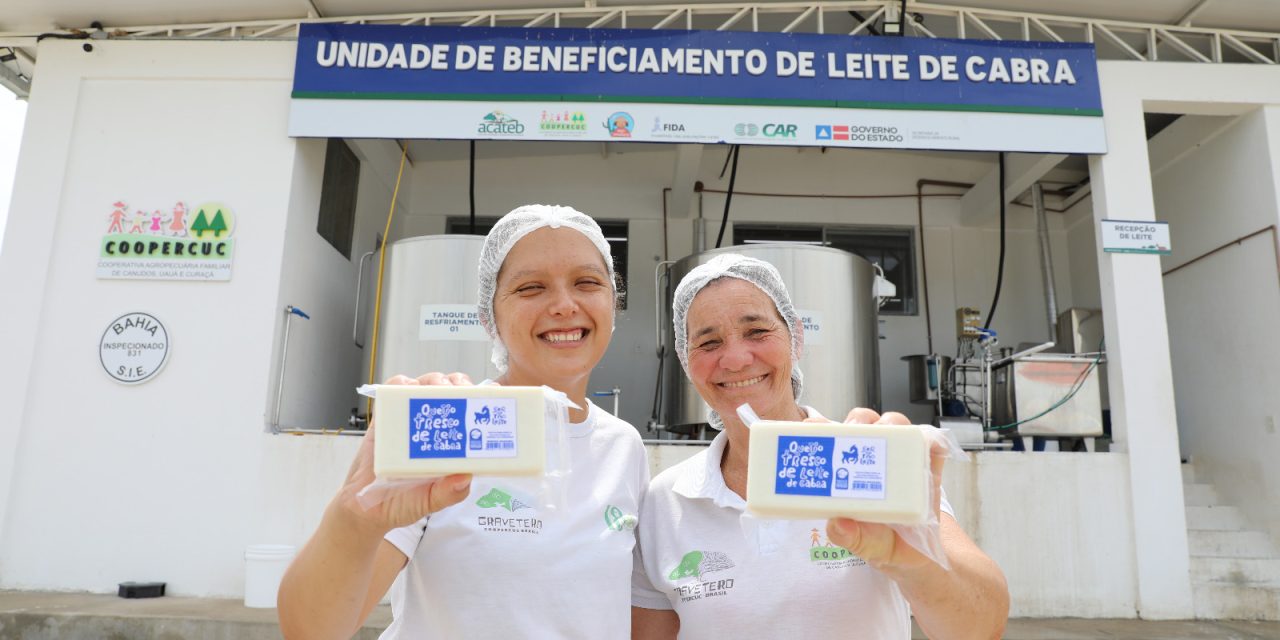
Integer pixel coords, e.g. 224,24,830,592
632,423,954,639
380,400,648,640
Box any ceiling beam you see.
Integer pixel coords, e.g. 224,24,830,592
667,144,703,219
1177,0,1214,27
959,153,1066,226
0,57,30,98
300,0,322,19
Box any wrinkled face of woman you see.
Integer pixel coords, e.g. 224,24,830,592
684,278,797,426
493,226,615,386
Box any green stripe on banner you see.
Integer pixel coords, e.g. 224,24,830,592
290,90,1104,117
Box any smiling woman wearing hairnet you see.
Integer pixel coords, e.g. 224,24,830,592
631,253,1008,639
279,205,648,640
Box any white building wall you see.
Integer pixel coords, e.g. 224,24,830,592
1066,202,1102,310
1154,109,1280,541
940,452,1138,617
269,136,408,431
0,39,310,595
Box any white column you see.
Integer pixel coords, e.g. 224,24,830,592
0,45,83,539
1265,107,1280,244
1087,97,1193,618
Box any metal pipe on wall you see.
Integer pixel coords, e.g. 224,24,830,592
1033,183,1059,342
272,305,310,433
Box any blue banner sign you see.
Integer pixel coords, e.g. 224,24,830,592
289,23,1106,153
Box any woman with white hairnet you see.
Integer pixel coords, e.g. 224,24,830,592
631,253,1008,639
279,205,648,639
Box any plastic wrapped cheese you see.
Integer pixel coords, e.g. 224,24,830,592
373,384,546,479
746,421,930,524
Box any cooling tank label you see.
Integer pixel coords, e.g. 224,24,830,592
419,304,488,341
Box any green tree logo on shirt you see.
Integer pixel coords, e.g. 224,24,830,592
475,487,530,512
668,550,735,581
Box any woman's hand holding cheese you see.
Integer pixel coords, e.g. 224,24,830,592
331,373,475,538
821,407,944,572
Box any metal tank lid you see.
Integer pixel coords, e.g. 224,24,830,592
680,242,874,266
388,233,486,248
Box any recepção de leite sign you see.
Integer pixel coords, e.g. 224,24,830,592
1100,219,1171,255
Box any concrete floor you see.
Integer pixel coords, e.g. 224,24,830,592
1,590,1278,639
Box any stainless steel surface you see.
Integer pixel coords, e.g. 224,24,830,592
1056,308,1109,410
279,428,363,436
1011,355,1104,437
990,346,1016,428
1033,183,1060,342
352,250,375,348
273,305,304,432
654,261,675,357
663,244,880,430
903,354,953,405
983,345,994,429
995,341,1056,367
366,235,497,384
937,417,985,448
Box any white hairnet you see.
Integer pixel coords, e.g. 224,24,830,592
476,204,617,372
672,253,804,424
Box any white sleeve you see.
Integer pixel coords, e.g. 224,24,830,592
940,486,955,520
631,543,673,610
383,516,429,559
630,460,671,611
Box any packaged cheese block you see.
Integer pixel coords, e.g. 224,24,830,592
746,421,931,524
373,384,545,479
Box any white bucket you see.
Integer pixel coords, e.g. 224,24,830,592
244,544,296,608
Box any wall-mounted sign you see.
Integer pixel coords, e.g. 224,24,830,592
419,304,488,341
1100,219,1171,255
97,201,237,281
100,312,170,384
289,24,1105,154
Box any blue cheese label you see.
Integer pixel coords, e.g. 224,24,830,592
408,398,518,459
775,435,887,500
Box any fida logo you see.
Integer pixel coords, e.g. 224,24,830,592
478,110,525,135
475,487,531,512
652,117,686,133
603,112,634,138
